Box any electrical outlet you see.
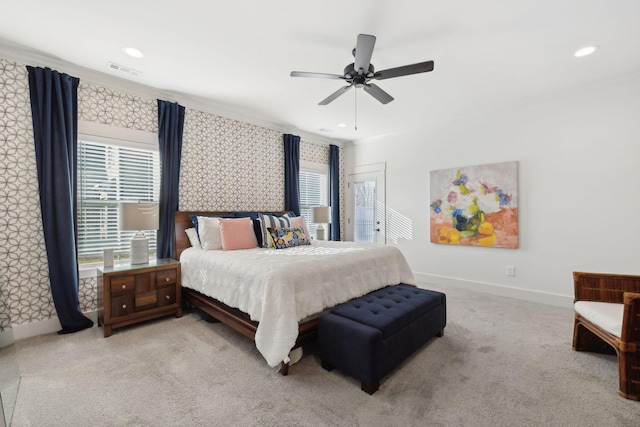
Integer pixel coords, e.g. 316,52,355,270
506,266,516,276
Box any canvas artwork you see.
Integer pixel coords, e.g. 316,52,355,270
430,161,518,248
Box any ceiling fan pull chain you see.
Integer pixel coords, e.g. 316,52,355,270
355,88,358,131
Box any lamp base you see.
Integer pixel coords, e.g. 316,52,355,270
130,233,149,264
316,224,326,241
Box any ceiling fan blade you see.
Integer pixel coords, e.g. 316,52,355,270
354,34,376,75
373,61,434,80
318,85,353,105
290,71,345,80
363,83,394,104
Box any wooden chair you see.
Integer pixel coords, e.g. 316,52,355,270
572,271,640,400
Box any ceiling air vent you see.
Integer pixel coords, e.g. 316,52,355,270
107,62,142,77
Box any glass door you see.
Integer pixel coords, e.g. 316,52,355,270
347,164,386,244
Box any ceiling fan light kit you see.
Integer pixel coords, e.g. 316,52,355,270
290,34,434,106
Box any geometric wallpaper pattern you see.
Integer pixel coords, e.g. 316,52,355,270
78,82,158,133
0,57,55,327
0,55,344,329
179,110,284,211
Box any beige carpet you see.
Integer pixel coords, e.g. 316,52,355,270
10,284,640,426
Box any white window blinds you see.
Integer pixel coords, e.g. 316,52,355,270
299,168,328,238
77,140,160,263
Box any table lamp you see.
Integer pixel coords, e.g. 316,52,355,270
119,202,159,264
312,206,331,241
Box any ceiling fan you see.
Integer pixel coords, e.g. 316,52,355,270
290,34,434,106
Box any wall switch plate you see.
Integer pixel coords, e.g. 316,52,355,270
507,266,516,276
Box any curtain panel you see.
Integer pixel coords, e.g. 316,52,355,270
329,144,341,241
26,66,93,333
283,134,301,216
157,100,185,260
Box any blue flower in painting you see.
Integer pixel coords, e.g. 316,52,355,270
452,208,462,217
453,174,468,186
497,189,512,206
431,199,442,213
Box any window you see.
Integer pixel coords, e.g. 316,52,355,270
77,136,160,264
299,161,328,239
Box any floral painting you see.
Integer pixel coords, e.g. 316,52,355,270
430,161,518,248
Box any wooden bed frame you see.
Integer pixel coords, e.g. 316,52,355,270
172,211,318,375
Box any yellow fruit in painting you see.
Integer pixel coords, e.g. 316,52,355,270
438,226,450,243
478,233,497,246
447,228,461,244
478,222,494,235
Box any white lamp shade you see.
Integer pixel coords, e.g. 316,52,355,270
119,202,159,231
312,206,332,224
119,202,158,264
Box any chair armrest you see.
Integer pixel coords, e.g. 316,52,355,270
574,271,640,303
621,292,640,343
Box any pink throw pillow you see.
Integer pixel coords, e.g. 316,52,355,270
289,216,311,241
218,218,258,250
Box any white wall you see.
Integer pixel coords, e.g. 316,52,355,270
345,73,640,306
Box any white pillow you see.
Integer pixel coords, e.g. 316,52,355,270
197,216,223,250
184,227,202,249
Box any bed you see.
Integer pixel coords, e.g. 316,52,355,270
172,210,416,373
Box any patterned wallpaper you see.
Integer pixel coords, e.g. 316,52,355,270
0,58,55,327
78,83,157,133
179,110,284,211
0,55,344,328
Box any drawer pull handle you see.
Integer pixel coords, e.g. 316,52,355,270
166,295,171,300
165,277,170,282
122,285,126,289
122,304,127,309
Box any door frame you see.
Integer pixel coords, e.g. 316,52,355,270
346,162,386,243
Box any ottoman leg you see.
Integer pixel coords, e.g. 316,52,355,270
362,381,379,395
322,360,334,371
437,328,445,337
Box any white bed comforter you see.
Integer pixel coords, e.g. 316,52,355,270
180,240,415,367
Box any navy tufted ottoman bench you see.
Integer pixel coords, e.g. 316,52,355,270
318,284,446,394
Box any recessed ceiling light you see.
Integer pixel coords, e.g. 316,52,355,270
338,123,347,128
123,47,145,58
574,46,598,57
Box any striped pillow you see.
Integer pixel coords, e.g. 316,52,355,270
258,213,292,248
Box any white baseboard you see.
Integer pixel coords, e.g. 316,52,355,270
12,310,98,341
413,272,573,308
0,329,16,348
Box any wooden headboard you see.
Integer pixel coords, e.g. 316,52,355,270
172,211,289,260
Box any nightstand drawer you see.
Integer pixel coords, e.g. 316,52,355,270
157,286,177,307
110,276,135,295
156,269,177,285
111,294,134,318
98,259,181,337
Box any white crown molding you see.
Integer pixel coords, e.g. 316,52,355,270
0,39,348,148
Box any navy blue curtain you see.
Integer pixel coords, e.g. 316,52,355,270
329,144,341,241
27,66,93,334
283,134,300,216
157,100,185,260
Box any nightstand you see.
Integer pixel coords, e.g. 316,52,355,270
97,259,182,337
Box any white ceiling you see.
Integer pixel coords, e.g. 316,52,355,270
1,0,639,143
